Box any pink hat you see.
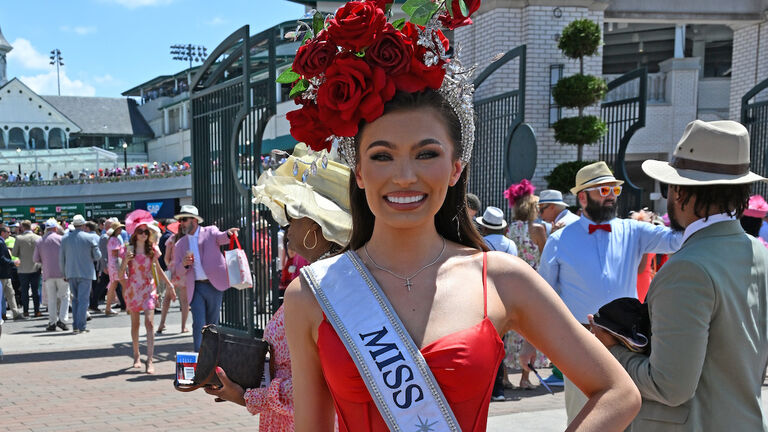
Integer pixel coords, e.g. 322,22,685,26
125,209,158,235
744,195,768,218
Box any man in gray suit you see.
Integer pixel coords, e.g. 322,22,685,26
592,120,768,431
60,215,101,334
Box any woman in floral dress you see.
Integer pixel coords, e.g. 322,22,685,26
120,212,173,374
105,222,125,316
504,180,549,389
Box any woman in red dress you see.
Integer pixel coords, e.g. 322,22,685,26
283,1,641,430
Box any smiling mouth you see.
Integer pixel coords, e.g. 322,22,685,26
385,194,426,204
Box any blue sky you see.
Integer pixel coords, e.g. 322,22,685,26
2,0,305,97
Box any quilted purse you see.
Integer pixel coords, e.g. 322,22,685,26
174,324,271,391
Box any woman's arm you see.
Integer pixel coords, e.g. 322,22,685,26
284,276,335,431
530,222,547,254
488,252,640,431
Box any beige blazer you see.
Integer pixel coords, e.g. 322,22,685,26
12,231,41,274
610,220,768,432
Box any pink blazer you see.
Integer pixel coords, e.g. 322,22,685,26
173,225,231,302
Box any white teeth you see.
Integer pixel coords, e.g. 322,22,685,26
386,195,425,204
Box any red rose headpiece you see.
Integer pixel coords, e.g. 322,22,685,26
279,0,480,166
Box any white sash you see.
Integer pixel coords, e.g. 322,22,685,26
301,251,460,432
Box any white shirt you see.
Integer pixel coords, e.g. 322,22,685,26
539,215,683,323
682,213,736,244
555,208,581,226
484,234,518,256
187,226,208,281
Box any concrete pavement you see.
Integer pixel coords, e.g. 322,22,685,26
8,304,763,431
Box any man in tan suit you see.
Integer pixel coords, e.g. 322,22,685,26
12,220,41,317
592,120,768,431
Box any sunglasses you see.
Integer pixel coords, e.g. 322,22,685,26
136,229,149,235
584,185,623,197
178,217,190,222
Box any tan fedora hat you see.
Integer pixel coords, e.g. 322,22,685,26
570,161,624,195
642,120,766,186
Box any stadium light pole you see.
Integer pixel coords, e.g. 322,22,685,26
170,44,207,88
122,141,128,170
49,49,64,96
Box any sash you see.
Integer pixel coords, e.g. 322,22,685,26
301,251,460,432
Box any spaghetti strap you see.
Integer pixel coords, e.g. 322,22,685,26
482,252,487,318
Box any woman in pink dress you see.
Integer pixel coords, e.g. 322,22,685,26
205,143,352,432
120,211,173,374
105,222,125,316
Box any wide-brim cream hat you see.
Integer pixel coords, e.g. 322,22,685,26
252,143,352,246
174,204,204,223
570,161,624,195
642,120,766,186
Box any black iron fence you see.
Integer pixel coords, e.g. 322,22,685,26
469,45,526,222
600,67,647,217
742,77,768,198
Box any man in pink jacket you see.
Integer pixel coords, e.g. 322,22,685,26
172,205,239,351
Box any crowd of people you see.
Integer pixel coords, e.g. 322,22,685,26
0,161,190,184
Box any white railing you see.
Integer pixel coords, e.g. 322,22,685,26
603,72,666,104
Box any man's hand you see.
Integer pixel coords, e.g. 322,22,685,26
227,228,240,237
13,258,20,267
588,314,619,348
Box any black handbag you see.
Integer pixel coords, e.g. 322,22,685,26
174,324,271,392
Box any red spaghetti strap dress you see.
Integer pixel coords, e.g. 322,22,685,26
317,253,505,432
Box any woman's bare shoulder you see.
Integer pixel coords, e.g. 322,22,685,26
284,274,324,329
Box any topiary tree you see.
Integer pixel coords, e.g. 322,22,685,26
544,160,595,195
551,19,607,162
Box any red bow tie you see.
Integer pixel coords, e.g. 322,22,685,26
589,224,612,234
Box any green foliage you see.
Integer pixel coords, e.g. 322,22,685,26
402,0,441,26
289,79,309,98
276,68,300,84
552,74,607,109
558,19,601,60
553,115,607,146
312,11,325,36
545,160,596,195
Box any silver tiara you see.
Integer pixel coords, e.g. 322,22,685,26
337,23,476,168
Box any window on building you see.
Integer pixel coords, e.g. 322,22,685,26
549,64,564,126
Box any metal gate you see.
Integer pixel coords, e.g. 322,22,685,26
189,25,281,338
469,45,527,222
600,67,647,216
742,77,768,198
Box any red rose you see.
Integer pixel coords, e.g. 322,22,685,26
365,24,413,76
438,0,482,30
286,104,333,151
367,0,393,11
293,38,337,78
394,23,448,92
316,54,395,137
327,1,387,52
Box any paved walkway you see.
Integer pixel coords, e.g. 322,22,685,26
0,305,570,430
19,304,768,431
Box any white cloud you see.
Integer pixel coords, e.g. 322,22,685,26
205,17,227,26
60,26,98,35
7,38,51,70
19,70,96,97
93,74,114,84
102,0,173,8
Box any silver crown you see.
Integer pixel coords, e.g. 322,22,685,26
337,21,476,167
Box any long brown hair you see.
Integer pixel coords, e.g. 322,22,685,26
347,90,488,252
129,228,154,258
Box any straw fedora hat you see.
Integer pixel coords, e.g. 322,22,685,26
174,205,204,223
538,189,569,207
570,161,624,195
252,143,352,246
475,206,508,230
642,120,766,186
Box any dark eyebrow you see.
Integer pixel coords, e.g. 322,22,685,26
366,138,444,151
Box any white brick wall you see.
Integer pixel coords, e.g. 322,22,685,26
456,5,603,191
729,20,768,120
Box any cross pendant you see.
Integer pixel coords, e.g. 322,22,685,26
405,278,412,292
